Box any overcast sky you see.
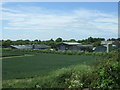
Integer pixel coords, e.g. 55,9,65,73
1,2,118,40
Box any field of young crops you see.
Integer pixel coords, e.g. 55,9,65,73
2,49,119,88
2,53,102,80
2,48,35,57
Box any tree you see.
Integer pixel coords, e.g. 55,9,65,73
69,39,76,42
2,40,12,47
55,37,62,42
87,37,94,43
49,39,54,42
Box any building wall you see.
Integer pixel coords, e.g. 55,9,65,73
59,45,66,50
57,44,80,51
94,46,107,52
68,46,79,51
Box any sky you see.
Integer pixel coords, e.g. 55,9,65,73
1,2,118,40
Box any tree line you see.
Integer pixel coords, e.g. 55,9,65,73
1,37,120,48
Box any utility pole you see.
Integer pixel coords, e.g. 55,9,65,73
107,43,112,53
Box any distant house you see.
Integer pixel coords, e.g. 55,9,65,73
56,42,81,51
10,44,51,50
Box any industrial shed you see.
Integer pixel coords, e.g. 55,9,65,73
56,42,81,50
32,44,51,49
56,42,93,51
93,46,107,52
78,44,93,52
10,45,33,49
101,41,120,48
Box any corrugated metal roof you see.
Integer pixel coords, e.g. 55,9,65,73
10,44,51,49
10,45,33,49
79,44,93,47
33,44,51,49
63,42,81,45
101,41,114,44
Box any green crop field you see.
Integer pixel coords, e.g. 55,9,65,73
2,48,34,57
2,53,102,80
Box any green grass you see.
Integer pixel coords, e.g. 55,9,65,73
2,48,34,57
2,65,94,88
3,53,102,80
2,49,119,88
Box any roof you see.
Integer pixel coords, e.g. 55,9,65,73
62,42,81,45
10,45,33,49
33,44,51,48
101,41,114,45
10,44,51,49
79,44,93,47
101,41,120,45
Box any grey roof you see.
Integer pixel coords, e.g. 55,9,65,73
101,41,120,45
79,44,93,47
10,44,51,49
62,42,81,45
101,41,114,45
10,45,33,49
33,44,51,49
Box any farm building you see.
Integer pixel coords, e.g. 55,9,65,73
93,46,107,52
10,45,32,49
10,44,51,50
93,41,120,52
32,44,51,49
56,42,81,50
78,44,93,52
101,41,114,45
101,41,120,48
56,42,93,51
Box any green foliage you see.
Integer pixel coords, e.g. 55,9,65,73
1,37,109,48
55,37,62,42
2,65,94,88
77,37,105,46
92,58,120,89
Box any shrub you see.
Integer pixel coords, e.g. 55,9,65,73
91,58,120,89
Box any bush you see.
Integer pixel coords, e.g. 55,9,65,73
91,57,120,89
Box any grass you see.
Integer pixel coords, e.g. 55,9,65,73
2,48,34,57
3,53,102,80
2,49,120,88
3,64,95,88
3,55,119,88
